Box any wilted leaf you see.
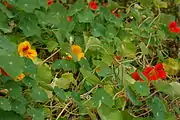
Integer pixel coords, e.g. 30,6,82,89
36,65,52,83
53,73,76,89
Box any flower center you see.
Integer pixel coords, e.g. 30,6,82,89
22,46,29,52
148,69,157,77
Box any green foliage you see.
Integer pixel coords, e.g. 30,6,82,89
0,0,179,119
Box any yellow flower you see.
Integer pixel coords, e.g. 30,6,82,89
71,45,84,61
18,41,37,60
16,73,25,80
71,45,82,55
77,52,84,61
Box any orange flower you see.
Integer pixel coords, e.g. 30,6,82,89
71,45,84,61
18,41,37,60
66,55,73,60
16,73,25,80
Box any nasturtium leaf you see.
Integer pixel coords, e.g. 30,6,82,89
0,36,16,53
38,0,48,9
19,13,41,37
45,4,67,26
0,98,11,111
80,68,102,85
4,81,22,99
0,110,23,120
11,100,26,115
98,104,123,120
0,3,13,18
131,82,150,96
85,36,101,51
122,41,137,58
126,87,142,106
16,0,40,13
31,87,48,102
23,77,37,88
0,11,11,33
98,104,137,120
36,65,52,84
52,60,77,72
160,14,175,25
105,24,118,38
78,9,95,23
54,87,66,101
27,107,44,120
152,96,166,120
91,23,106,37
53,73,76,89
154,81,180,98
46,40,58,52
68,0,85,16
169,82,180,97
71,91,81,103
104,85,114,96
78,58,91,70
24,58,37,74
92,88,114,108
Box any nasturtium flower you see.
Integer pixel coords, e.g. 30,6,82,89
89,1,98,10
111,10,120,18
16,73,25,80
48,0,54,6
66,55,73,60
67,16,72,22
18,41,37,60
132,63,166,82
168,21,180,33
70,45,84,61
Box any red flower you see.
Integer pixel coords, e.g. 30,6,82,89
89,1,98,10
132,72,142,81
115,13,120,18
168,21,180,33
111,11,120,18
132,63,166,82
3,1,13,8
48,0,54,6
0,67,9,77
67,16,72,22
